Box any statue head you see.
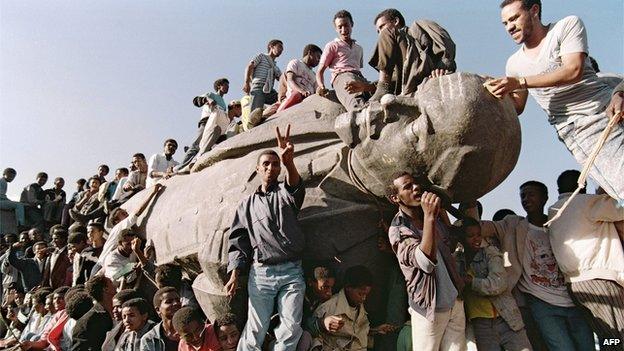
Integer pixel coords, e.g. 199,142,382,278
335,72,521,203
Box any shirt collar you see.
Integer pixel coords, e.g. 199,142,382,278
334,289,366,322
334,37,357,45
255,181,280,194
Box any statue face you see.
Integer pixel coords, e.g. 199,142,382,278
335,73,521,202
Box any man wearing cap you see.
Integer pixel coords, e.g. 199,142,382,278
147,139,179,187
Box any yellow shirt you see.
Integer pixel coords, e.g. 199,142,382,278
464,268,498,320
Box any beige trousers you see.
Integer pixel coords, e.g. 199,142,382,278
410,299,466,351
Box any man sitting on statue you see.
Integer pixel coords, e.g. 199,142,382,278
346,8,457,101
276,44,322,113
316,10,370,111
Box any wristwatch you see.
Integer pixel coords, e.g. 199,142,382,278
518,77,528,90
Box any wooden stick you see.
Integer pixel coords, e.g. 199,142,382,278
545,112,622,227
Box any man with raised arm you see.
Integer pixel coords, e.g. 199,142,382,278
225,124,306,350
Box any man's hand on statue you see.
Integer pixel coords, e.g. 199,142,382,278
276,124,294,165
323,315,344,333
484,77,521,98
607,92,624,123
421,191,441,219
345,81,375,94
224,270,238,297
316,86,329,97
429,69,450,78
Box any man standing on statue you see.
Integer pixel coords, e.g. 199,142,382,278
225,124,306,350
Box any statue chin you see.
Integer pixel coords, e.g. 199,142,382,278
337,72,521,203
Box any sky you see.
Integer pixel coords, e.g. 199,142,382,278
1,0,622,219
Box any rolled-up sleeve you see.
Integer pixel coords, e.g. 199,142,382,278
390,226,437,274
227,204,252,273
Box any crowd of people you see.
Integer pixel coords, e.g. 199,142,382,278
0,0,623,350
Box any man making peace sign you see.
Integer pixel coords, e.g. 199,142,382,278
226,125,306,350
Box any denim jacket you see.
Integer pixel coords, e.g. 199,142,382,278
469,245,524,331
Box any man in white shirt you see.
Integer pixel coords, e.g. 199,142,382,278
547,170,624,344
464,180,594,351
276,44,322,113
99,184,163,270
486,0,623,202
147,139,179,188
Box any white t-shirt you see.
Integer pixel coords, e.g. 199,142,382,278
285,59,317,97
505,15,616,129
518,223,574,307
147,153,179,187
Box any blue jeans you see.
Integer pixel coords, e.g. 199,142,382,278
238,260,305,351
526,294,594,351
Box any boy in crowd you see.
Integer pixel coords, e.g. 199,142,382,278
85,222,106,261
0,168,26,227
69,176,102,225
311,265,373,350
147,139,179,187
460,217,531,350
68,231,94,286
177,78,230,171
116,298,155,351
463,181,594,351
548,170,624,344
140,287,181,351
173,307,219,351
72,275,116,350
122,153,149,197
243,40,283,116
43,177,66,226
59,291,93,350
97,164,110,184
98,183,162,269
7,240,48,291
102,289,140,350
19,289,51,342
99,168,129,203
277,44,322,113
225,125,306,350
386,172,466,351
41,227,71,289
102,229,148,287
301,265,336,342
154,264,198,308
20,172,49,228
316,10,369,111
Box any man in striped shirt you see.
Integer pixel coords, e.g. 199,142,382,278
243,39,283,114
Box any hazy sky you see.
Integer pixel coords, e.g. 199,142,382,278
1,1,622,219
